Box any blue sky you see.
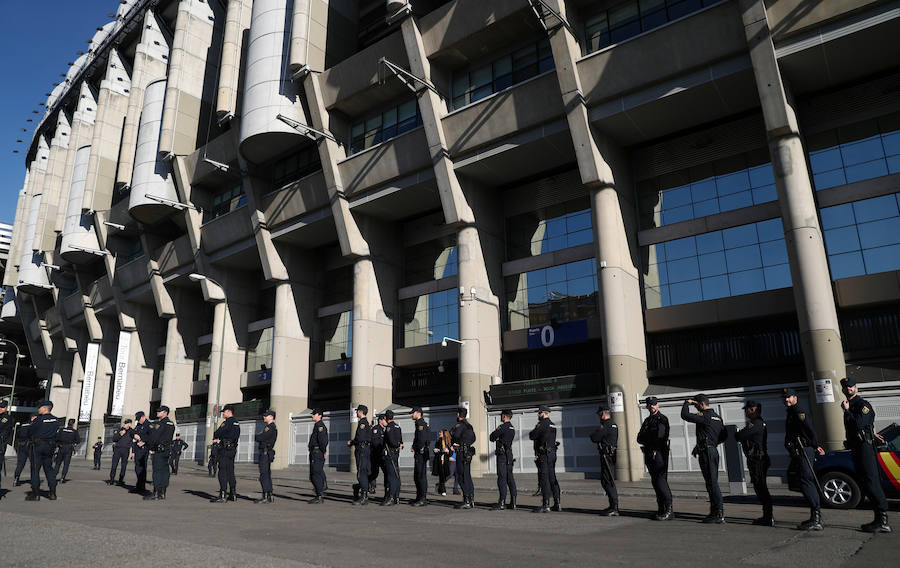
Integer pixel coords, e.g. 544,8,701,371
0,0,114,224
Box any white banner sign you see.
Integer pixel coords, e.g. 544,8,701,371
814,378,835,404
78,342,100,422
609,391,624,413
110,331,132,416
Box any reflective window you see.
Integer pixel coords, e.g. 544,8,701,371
269,146,321,189
245,327,274,372
322,311,353,361
821,192,900,279
349,99,422,155
402,289,459,348
506,258,598,330
193,345,211,382
585,0,720,54
206,185,246,222
506,197,592,259
638,149,775,228
405,239,458,286
451,39,553,110
807,114,900,190
644,218,791,307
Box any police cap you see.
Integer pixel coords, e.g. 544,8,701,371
384,409,394,420
135,411,145,419
158,405,170,414
123,419,133,424
500,408,513,418
355,404,368,414
781,387,798,398
742,399,760,410
457,406,468,418
37,400,53,409
596,402,610,414
840,377,856,389
0,400,8,408
222,404,236,413
538,405,551,413
643,396,659,406
694,394,709,404
263,409,276,418
411,406,423,415
311,408,323,417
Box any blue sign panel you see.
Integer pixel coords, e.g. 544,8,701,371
257,370,272,382
526,320,589,349
337,361,352,373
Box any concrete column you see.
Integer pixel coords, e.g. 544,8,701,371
34,112,71,251
88,317,118,446
216,0,252,120
740,0,845,449
270,282,311,468
119,326,157,420
203,299,244,451
48,344,73,415
160,316,194,411
541,0,649,481
351,258,395,424
66,348,85,424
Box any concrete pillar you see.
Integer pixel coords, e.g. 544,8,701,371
66,348,85,424
34,112,71,251
540,0,649,481
48,344,73,415
160,316,194,411
203,298,244,452
740,0,845,449
88,317,118,446
216,0,252,120
270,282,311,468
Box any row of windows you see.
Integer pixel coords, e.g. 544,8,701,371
822,192,900,280
402,288,459,348
205,185,246,222
506,258,599,331
269,146,321,188
585,0,719,55
506,198,592,260
349,99,423,155
451,39,553,110
808,116,900,191
246,327,274,372
323,311,353,362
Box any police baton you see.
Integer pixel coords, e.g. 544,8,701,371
796,437,824,498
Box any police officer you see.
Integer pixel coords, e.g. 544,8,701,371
208,441,220,477
349,405,372,506
840,378,892,533
143,406,176,501
54,418,80,483
92,437,103,469
169,433,189,475
682,394,726,524
735,400,773,526
25,400,60,501
369,413,386,496
14,415,36,485
255,409,277,504
410,406,431,507
107,419,133,486
590,402,619,516
131,411,151,494
637,397,673,521
210,404,240,503
489,409,517,511
307,408,328,504
529,405,560,513
451,406,477,510
381,409,402,507
0,400,11,490
782,387,825,531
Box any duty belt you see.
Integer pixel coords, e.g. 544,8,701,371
356,441,370,447
222,441,238,450
309,447,324,453
33,439,54,445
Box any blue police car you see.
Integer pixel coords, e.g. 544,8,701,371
813,423,900,509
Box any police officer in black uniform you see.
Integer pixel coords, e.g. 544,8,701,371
381,409,402,506
529,405,560,513
369,413,385,496
14,415,36,485
637,396,673,521
489,408,517,511
349,404,372,506
782,387,825,531
0,400,11,490
590,402,619,516
131,411,151,494
308,408,328,504
255,409,278,504
735,399,773,526
107,419,133,486
840,377,892,533
169,434,189,474
25,400,60,501
54,418,80,483
410,406,431,507
144,406,176,501
451,406,477,510
210,404,240,502
92,437,103,469
682,394,726,524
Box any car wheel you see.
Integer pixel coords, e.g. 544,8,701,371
821,471,861,509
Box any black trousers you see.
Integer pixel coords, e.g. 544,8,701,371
644,448,672,510
151,452,170,490
15,446,30,478
536,451,560,503
788,449,820,509
93,452,102,468
385,449,401,498
259,449,273,493
55,446,74,479
310,451,326,495
748,455,773,513
697,446,723,508
368,448,382,489
456,453,475,498
134,449,149,490
355,446,370,495
413,450,428,500
599,450,618,505
852,444,889,513
110,448,129,481
31,443,57,491
496,452,517,502
169,452,182,474
218,447,237,492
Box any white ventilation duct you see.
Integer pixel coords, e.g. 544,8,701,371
60,145,102,263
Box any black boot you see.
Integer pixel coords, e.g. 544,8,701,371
702,506,725,524
655,504,674,521
411,498,427,507
210,490,226,503
455,495,473,510
380,493,393,507
227,490,236,502
599,501,619,517
535,499,550,513
352,493,369,506
307,494,324,504
509,495,517,510
159,488,166,500
254,492,269,504
143,489,160,501
25,491,40,501
551,498,562,512
267,492,275,503
47,488,57,501
106,477,115,485
798,509,823,531
753,506,775,527
14,477,21,486
116,479,126,487
861,511,892,533
491,499,505,511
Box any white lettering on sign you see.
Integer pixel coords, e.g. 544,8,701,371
78,342,100,422
540,325,555,347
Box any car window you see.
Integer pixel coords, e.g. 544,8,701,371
882,425,900,452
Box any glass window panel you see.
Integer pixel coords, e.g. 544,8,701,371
545,264,568,284
666,236,698,260
857,217,900,249
748,164,775,187
755,218,784,242
828,252,866,279
853,194,899,223
567,276,597,297
566,259,595,279
382,107,397,128
696,231,724,254
662,205,695,225
728,269,766,295
759,239,789,267
726,245,763,272
752,185,778,205
667,257,700,283
698,252,727,277
723,224,758,249
763,264,792,290
809,148,843,173
824,226,861,255
887,155,900,175
669,280,702,305
692,199,719,218
840,137,885,165
862,243,900,274
701,275,730,300
718,191,753,212
716,171,751,196
813,170,847,190
845,160,888,184
820,203,855,229
691,179,717,202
